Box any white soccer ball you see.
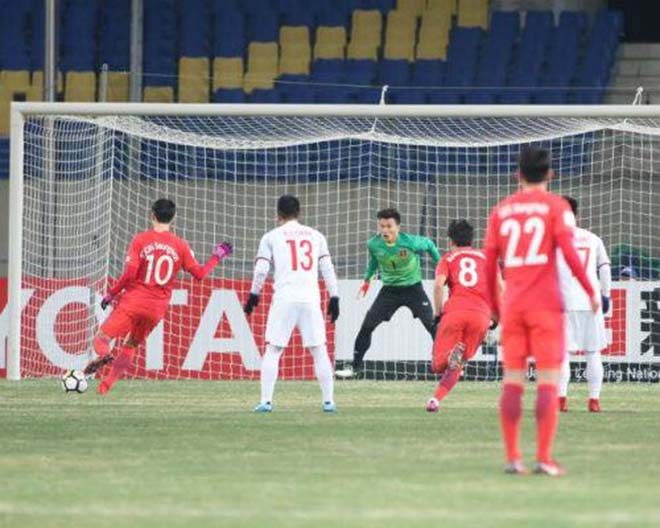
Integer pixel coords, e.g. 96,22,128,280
61,369,88,394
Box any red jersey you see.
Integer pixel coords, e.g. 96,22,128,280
108,230,219,307
436,248,490,317
484,188,594,314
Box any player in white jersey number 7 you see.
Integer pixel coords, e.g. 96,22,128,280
244,195,340,413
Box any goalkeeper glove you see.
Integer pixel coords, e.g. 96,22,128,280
100,294,114,310
601,295,610,315
357,280,370,298
213,241,233,260
327,296,340,323
244,293,259,315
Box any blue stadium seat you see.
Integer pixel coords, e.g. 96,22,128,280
1,2,31,70
345,59,378,84
248,9,279,42
445,28,482,102
387,88,428,104
100,0,130,70
61,0,98,71
412,60,445,87
213,10,245,57
280,0,317,27
179,0,210,57
279,79,316,103
143,0,177,87
313,59,345,80
212,88,246,103
378,60,410,86
242,0,275,15
351,87,380,104
317,1,351,26
558,11,587,33
251,88,281,102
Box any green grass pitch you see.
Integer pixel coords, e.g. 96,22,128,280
1,380,659,528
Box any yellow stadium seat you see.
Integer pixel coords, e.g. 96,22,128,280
0,86,10,135
244,42,278,93
0,70,30,94
347,41,379,61
279,26,311,75
105,72,129,102
178,57,210,103
213,57,244,90
416,37,448,60
384,10,416,61
350,9,382,49
397,0,425,17
280,26,310,46
143,86,174,103
458,0,489,28
426,0,456,15
314,26,346,60
64,72,96,102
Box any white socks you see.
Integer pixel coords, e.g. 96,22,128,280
586,351,604,399
260,344,283,404
310,344,334,404
558,353,571,398
259,344,335,405
558,351,603,399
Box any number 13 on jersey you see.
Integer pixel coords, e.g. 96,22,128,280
286,239,313,271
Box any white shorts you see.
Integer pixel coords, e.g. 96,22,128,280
265,301,326,348
565,310,608,353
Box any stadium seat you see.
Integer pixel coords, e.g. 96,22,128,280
250,88,281,102
379,59,411,86
143,0,177,87
64,72,96,102
314,26,347,60
212,88,246,103
143,86,175,103
103,72,130,102
347,9,382,60
179,0,210,57
100,0,130,71
384,10,417,61
457,0,489,29
397,0,425,17
346,59,378,84
0,71,30,96
244,42,279,93
178,58,210,103
426,0,456,15
213,9,245,57
412,59,445,86
213,58,244,91
0,87,10,135
417,9,451,59
279,26,311,76
312,59,346,82
248,9,280,43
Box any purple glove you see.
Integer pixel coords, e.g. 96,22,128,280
213,242,233,260
100,293,114,310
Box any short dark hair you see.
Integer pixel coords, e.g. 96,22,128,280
447,219,474,247
277,194,300,219
563,196,578,216
151,198,176,223
519,146,551,183
376,207,401,224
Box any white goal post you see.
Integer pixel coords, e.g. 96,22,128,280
8,102,660,382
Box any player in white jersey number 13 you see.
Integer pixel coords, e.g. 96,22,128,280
557,197,611,413
244,195,340,413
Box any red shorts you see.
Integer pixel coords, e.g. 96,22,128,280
101,299,166,345
432,310,490,373
501,311,565,371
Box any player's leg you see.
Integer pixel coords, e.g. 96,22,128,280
530,312,566,476
299,303,335,411
257,303,296,411
427,312,463,411
406,282,436,338
500,311,528,473
83,306,132,376
558,311,578,411
336,287,400,378
586,350,604,412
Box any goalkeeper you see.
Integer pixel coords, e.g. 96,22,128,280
335,208,440,379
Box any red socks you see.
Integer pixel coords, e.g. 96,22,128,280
101,347,136,390
500,383,524,462
535,384,559,464
434,367,462,401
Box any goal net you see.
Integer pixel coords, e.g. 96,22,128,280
7,104,660,382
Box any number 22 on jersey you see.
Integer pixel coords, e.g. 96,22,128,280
500,217,548,267
286,239,313,271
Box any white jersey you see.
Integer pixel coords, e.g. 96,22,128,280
255,220,331,304
558,227,610,311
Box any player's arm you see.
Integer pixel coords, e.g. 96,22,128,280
597,237,612,313
425,237,441,265
319,235,340,322
358,241,378,298
244,235,271,314
182,242,232,280
433,257,448,317
102,236,140,308
555,209,597,311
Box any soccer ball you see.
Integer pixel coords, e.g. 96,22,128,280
61,369,88,393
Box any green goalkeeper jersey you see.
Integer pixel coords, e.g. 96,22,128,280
363,232,440,287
